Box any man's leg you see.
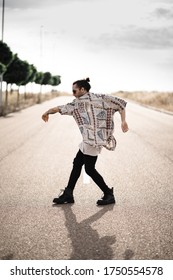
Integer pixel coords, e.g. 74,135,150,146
84,155,115,205
53,150,84,204
66,150,84,191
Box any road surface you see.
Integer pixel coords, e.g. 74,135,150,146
0,96,173,260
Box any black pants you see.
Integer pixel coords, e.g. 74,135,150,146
66,150,110,194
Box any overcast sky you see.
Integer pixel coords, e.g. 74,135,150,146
2,0,173,92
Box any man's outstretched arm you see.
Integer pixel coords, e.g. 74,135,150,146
42,107,60,122
119,109,129,133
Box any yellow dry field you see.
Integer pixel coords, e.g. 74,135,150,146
114,91,173,113
1,90,62,114
2,90,173,115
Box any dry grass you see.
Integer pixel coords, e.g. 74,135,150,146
1,90,69,116
113,91,173,113
1,90,173,116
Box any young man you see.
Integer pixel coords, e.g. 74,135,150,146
42,78,128,205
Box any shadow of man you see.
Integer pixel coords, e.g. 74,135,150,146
55,204,116,260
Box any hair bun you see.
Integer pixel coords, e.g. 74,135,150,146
85,77,90,82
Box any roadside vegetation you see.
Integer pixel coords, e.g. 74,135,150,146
0,41,61,116
1,41,172,116
113,91,173,113
1,90,68,114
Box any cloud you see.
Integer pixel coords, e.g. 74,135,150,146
151,0,173,3
89,25,173,50
5,0,78,9
6,0,44,9
154,7,173,19
5,0,95,9
124,26,173,49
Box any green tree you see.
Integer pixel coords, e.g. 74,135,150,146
51,75,61,94
28,64,37,83
35,71,44,84
21,64,37,99
3,55,31,111
35,71,44,103
4,55,30,85
0,62,6,74
42,72,52,85
35,71,54,103
0,41,13,66
0,41,13,115
0,41,62,115
52,75,61,87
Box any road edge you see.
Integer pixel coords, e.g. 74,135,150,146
125,98,173,116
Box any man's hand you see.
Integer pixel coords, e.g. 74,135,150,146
119,109,128,132
42,112,49,122
42,107,59,122
121,121,129,133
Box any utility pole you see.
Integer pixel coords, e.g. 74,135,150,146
2,0,5,41
40,25,43,70
38,25,43,103
0,0,5,115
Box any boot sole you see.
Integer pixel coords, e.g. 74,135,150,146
53,199,74,204
97,198,115,205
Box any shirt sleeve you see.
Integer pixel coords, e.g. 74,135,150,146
103,95,127,112
58,100,75,116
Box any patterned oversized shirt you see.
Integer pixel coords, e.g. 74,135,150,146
58,92,127,151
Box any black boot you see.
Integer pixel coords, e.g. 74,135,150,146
97,187,115,205
53,188,74,204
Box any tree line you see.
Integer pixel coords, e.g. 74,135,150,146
0,40,61,115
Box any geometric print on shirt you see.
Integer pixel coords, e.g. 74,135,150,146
58,92,127,151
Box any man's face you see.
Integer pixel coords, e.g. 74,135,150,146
72,84,86,98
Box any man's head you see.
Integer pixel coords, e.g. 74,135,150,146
72,78,91,98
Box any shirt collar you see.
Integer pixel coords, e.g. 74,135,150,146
78,92,90,100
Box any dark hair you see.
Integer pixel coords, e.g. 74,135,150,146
73,77,91,91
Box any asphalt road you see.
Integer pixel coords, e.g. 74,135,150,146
0,96,173,260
